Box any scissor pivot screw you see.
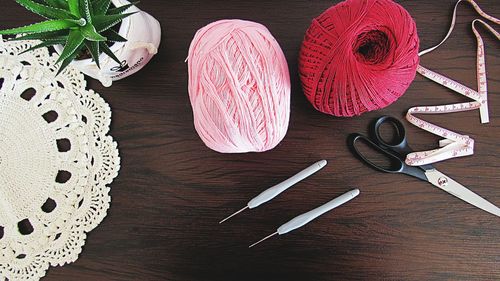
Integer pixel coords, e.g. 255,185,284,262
438,177,449,187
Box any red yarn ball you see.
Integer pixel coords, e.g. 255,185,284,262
299,0,420,117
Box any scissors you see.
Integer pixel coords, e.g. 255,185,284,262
349,115,500,218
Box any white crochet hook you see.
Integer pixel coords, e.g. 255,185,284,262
249,188,360,248
219,160,328,224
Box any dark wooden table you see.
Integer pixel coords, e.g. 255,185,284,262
3,0,500,280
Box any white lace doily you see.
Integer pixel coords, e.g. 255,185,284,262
0,37,120,280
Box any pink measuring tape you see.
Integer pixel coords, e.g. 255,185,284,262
405,0,499,166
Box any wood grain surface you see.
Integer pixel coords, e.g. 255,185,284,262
2,0,500,280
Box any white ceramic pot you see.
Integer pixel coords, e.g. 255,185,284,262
55,0,161,87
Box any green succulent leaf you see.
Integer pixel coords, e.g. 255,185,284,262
15,0,78,20
1,0,138,76
99,41,121,65
91,0,111,15
57,44,84,75
78,0,92,23
108,2,139,15
102,29,126,42
93,13,134,32
8,30,68,41
84,40,100,68
20,39,65,54
67,0,80,17
43,0,69,10
81,24,106,41
56,29,85,63
0,19,80,35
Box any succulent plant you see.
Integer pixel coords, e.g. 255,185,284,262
0,0,137,74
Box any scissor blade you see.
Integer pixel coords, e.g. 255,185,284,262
425,169,500,218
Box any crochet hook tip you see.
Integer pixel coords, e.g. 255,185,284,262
219,206,248,224
249,232,278,248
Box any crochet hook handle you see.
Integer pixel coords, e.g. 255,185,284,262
249,188,360,248
277,188,360,235
220,160,327,224
248,160,327,209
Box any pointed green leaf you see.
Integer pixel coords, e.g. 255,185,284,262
67,0,80,17
0,20,79,35
84,40,100,68
91,0,111,15
81,24,106,41
102,29,126,42
57,44,84,75
56,30,84,63
99,41,121,65
78,0,92,23
15,0,78,20
93,13,134,32
20,40,65,54
43,0,69,10
8,30,68,41
108,2,139,14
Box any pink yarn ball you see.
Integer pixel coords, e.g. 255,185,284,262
188,20,291,153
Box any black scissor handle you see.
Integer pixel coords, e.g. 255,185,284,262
349,133,405,174
372,115,413,157
349,133,428,181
